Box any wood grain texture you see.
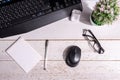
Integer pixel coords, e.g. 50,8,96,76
0,40,120,61
0,40,120,80
0,0,120,79
0,61,120,80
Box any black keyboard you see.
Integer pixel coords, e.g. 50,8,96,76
0,0,83,38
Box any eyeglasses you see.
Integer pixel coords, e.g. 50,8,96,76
82,29,105,54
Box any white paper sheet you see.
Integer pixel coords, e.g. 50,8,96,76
6,37,41,73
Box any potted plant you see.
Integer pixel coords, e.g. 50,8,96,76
90,0,120,26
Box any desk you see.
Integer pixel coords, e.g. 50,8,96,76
0,0,120,80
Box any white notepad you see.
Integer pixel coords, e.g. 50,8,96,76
6,37,41,73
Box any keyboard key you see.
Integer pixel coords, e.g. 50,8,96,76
0,0,82,36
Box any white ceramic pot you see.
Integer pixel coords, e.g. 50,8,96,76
90,15,99,26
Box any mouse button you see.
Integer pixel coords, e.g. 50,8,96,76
75,47,81,54
68,47,79,60
75,47,81,55
69,51,75,62
74,54,80,63
74,47,81,61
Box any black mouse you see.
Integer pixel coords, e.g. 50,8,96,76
65,46,81,67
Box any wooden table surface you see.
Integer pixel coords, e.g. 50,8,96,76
0,0,120,80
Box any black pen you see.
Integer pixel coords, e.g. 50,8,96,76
44,40,48,70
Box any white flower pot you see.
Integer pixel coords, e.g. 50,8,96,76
90,14,107,26
90,15,99,26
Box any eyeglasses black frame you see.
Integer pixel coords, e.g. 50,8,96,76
82,29,105,54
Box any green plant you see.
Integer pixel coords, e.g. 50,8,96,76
91,0,120,26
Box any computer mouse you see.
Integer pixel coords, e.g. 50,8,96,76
65,46,81,67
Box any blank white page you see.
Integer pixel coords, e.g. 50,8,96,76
6,37,42,73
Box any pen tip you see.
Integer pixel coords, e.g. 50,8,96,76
44,68,46,70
